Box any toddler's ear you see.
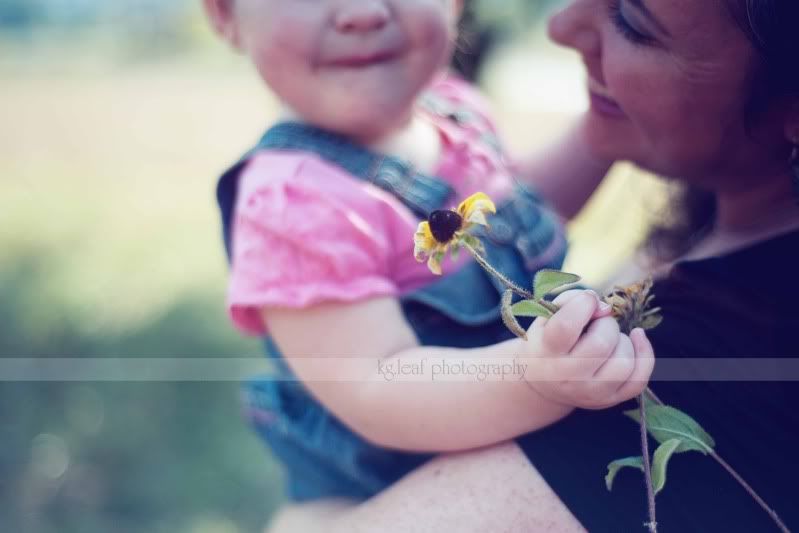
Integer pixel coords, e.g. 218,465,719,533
203,0,242,49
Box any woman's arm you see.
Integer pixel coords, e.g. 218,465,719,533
515,116,613,220
266,441,586,533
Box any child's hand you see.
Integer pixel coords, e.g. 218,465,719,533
520,290,655,410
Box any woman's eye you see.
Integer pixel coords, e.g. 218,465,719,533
608,0,655,46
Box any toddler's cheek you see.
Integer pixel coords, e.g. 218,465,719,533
405,6,451,57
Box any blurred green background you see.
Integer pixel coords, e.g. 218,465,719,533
0,1,663,532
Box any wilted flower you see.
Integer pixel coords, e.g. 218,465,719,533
605,278,663,334
414,192,496,275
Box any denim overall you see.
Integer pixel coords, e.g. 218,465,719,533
217,112,567,502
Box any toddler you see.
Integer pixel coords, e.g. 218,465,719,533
204,0,653,503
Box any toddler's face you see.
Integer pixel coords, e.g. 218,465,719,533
230,0,458,140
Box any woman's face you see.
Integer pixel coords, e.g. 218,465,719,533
548,0,789,189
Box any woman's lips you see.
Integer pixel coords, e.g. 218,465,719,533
587,78,626,118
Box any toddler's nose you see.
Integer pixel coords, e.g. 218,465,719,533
335,1,389,33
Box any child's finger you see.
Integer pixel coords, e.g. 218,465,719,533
552,289,586,306
541,291,600,354
612,329,656,402
593,298,613,318
631,328,656,383
631,328,655,357
552,289,612,319
593,332,635,383
527,290,586,337
570,316,621,373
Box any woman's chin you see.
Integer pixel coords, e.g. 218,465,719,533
581,116,642,166
582,129,629,163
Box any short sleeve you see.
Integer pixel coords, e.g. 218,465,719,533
227,153,401,335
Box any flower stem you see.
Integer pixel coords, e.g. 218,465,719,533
709,453,790,533
462,242,534,300
645,388,790,533
638,394,658,532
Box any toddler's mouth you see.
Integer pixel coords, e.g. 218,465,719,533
324,49,401,68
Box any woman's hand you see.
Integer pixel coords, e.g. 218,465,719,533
520,290,655,410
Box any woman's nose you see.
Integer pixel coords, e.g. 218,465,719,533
334,1,390,33
547,0,601,58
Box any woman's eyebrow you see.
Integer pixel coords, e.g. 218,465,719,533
628,0,672,37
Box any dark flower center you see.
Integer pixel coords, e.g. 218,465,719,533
429,210,463,243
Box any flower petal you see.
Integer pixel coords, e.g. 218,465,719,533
457,192,496,227
465,209,489,227
427,253,443,276
414,221,437,261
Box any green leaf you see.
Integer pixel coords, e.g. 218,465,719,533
533,270,581,300
652,438,682,495
449,242,461,262
606,456,644,491
501,290,528,340
641,312,664,330
511,299,554,319
625,405,716,454
462,234,485,255
641,389,659,410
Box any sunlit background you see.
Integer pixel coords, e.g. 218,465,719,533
0,1,665,532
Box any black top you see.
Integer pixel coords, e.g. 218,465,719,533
517,229,799,532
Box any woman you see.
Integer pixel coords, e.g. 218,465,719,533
267,0,799,530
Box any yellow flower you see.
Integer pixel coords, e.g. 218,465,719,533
414,221,445,275
413,192,497,275
457,192,496,227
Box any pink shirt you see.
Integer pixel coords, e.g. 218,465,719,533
228,76,517,335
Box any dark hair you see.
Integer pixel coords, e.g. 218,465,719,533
450,1,504,82
645,0,799,261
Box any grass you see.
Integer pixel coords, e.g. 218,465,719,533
1,53,288,533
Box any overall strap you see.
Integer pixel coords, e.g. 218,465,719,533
217,122,455,260
256,122,454,217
